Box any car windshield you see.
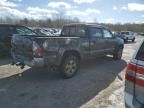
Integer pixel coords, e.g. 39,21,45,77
136,42,144,61
121,32,129,35
16,26,36,35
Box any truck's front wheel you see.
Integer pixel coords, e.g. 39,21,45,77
60,55,79,78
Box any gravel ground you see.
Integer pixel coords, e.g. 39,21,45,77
0,36,143,108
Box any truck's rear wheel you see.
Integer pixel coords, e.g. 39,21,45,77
113,48,123,60
124,39,127,42
125,37,128,42
60,55,79,78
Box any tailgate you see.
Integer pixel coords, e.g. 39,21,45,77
11,34,33,58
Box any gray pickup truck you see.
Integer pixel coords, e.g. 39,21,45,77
11,23,124,78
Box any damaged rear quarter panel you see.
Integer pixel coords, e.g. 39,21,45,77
42,37,80,65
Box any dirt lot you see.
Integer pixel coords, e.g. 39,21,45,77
0,36,143,108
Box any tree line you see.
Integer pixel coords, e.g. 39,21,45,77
101,23,144,33
0,17,144,33
0,17,80,28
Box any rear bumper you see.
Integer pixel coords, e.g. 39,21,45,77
123,36,135,40
125,92,135,108
25,57,44,67
125,92,144,108
12,53,44,67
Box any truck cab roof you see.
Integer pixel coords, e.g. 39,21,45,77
64,23,106,29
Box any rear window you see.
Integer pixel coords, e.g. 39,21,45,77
136,42,144,61
61,26,69,36
61,26,86,37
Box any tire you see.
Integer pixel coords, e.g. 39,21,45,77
113,48,123,60
126,37,128,42
60,55,79,78
132,38,135,42
124,38,128,42
124,39,127,42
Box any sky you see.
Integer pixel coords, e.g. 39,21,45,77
0,0,144,24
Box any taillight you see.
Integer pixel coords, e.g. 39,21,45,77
125,63,144,87
125,63,136,82
32,41,43,57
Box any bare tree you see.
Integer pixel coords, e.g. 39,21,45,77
0,16,143,33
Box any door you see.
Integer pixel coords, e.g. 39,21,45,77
134,42,144,106
61,25,90,58
103,29,115,54
12,26,36,57
89,27,105,57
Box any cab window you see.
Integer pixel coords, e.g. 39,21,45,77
75,26,85,36
103,29,113,38
61,26,69,36
61,26,85,37
89,27,103,38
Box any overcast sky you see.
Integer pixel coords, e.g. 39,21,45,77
0,0,144,24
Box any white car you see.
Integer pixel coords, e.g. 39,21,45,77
125,40,144,108
121,31,135,42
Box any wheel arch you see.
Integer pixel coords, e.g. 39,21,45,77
62,50,81,61
119,44,124,49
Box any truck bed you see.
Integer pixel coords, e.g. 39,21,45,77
11,34,80,67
